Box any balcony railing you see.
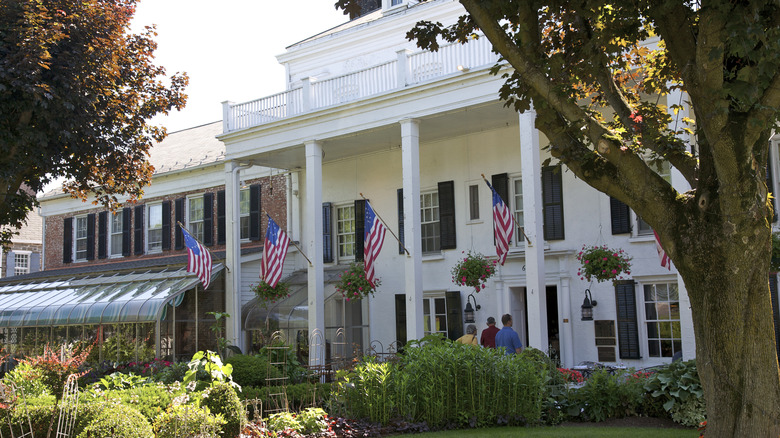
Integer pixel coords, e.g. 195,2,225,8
222,36,499,133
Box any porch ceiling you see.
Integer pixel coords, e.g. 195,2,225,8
227,99,518,171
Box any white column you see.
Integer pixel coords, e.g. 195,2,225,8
400,119,424,341
560,277,574,367
519,106,548,350
305,141,325,363
225,161,249,351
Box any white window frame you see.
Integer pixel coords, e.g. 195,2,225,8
422,292,448,337
641,281,682,359
420,190,440,253
13,251,30,276
187,195,205,242
239,188,251,241
74,215,88,262
336,204,356,260
511,176,525,248
147,204,163,253
109,210,124,257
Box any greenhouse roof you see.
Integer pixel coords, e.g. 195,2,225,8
0,264,224,327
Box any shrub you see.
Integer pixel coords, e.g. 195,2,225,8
4,344,91,399
89,382,187,422
202,382,245,438
155,360,190,384
266,407,327,435
153,404,225,438
75,404,152,438
644,360,706,427
0,394,55,437
225,354,281,388
571,369,645,422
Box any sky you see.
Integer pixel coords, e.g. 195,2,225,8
131,1,348,133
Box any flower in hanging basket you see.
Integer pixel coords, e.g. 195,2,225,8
251,281,291,309
335,262,380,301
451,251,497,293
576,244,632,282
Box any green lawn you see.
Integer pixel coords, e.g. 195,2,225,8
417,426,698,438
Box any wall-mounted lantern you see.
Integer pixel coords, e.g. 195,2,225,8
581,289,598,321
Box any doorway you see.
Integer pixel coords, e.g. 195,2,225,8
546,285,560,365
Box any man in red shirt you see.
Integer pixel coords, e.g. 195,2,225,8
480,316,500,348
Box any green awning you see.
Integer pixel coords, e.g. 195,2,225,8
0,264,223,327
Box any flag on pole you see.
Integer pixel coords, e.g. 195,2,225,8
485,179,514,265
181,225,213,289
261,216,290,288
654,230,671,270
364,201,387,287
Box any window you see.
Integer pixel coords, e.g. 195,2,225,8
337,205,356,258
147,204,163,252
188,196,205,242
644,282,682,358
240,188,250,240
420,191,440,253
423,296,448,337
512,178,525,246
468,184,479,220
109,211,123,256
13,253,29,276
75,215,88,261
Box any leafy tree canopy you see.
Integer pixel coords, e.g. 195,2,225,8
0,0,188,247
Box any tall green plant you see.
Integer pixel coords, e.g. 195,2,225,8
183,351,240,392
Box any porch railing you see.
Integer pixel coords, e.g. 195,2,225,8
223,36,499,133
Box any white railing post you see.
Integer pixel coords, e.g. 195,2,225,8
221,101,234,133
396,49,412,88
302,77,314,113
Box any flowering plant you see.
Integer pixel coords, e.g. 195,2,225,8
335,262,379,301
251,281,291,308
558,368,585,384
577,244,632,282
451,251,497,293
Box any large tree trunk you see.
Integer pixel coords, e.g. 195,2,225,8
679,225,780,436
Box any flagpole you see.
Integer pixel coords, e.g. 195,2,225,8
262,210,313,267
480,174,533,246
359,193,410,256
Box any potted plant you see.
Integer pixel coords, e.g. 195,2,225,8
577,244,632,282
251,281,291,309
335,262,379,301
451,251,497,293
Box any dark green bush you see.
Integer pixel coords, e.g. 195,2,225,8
202,382,245,437
225,354,281,388
0,394,55,437
75,404,152,438
571,369,646,422
153,404,225,438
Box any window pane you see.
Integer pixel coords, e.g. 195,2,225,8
656,303,671,320
469,185,479,220
648,339,660,357
189,198,204,222
434,297,446,315
659,322,672,338
420,191,440,253
645,303,657,320
240,189,250,215
111,211,123,255
513,179,524,243
337,205,355,258
647,322,658,338
644,284,655,301
660,339,673,357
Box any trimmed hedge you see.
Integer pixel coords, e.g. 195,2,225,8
76,404,152,438
225,354,282,388
202,382,245,437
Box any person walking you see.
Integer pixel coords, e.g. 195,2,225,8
456,324,479,346
494,313,523,355
480,316,500,348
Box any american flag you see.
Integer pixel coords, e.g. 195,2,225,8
261,216,290,288
181,225,213,289
363,201,387,287
654,230,671,270
485,179,514,265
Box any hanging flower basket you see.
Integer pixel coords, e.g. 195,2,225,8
335,262,380,301
577,244,632,283
451,251,497,293
251,281,291,309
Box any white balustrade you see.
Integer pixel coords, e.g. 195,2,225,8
223,36,500,133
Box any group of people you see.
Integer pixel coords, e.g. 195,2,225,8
456,314,524,355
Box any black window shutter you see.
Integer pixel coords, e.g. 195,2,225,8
249,184,262,241
134,205,144,255
397,188,405,254
354,199,366,262
610,197,632,234
445,291,463,341
162,200,172,251
615,281,641,359
203,192,214,246
63,217,73,264
122,207,132,256
491,173,510,244
217,190,226,245
395,294,407,346
86,213,95,260
29,253,40,273
174,198,185,250
439,181,457,249
323,202,333,263
542,166,565,240
770,274,780,359
98,211,108,259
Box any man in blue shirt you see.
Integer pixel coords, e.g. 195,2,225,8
494,313,523,355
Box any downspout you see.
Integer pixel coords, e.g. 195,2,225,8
231,163,252,352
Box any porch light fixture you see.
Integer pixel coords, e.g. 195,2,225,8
581,289,598,321
457,65,470,72
464,293,481,324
